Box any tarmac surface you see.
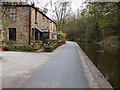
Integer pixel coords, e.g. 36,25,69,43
1,51,52,88
21,41,90,88
1,41,113,88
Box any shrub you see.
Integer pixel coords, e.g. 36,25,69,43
20,40,27,46
34,45,41,50
6,45,35,52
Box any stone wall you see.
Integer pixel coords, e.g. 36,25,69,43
3,6,29,45
30,7,35,42
3,5,57,46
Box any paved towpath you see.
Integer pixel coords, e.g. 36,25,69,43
21,41,90,88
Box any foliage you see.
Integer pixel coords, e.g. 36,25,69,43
52,1,73,31
44,40,65,52
5,42,42,52
20,40,27,46
61,2,119,46
59,31,66,39
5,45,34,52
34,45,41,50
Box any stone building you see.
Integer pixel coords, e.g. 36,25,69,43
1,2,57,45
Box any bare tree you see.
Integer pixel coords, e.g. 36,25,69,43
25,0,72,31
29,0,73,31
26,0,53,14
51,1,72,31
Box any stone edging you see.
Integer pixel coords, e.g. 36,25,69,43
75,42,113,89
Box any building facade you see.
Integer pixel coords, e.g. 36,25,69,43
1,2,57,45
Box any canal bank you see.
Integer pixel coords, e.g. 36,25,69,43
77,41,119,89
75,42,113,88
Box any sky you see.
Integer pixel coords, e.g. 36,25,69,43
31,0,86,17
71,0,84,12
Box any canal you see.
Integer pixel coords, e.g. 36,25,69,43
77,42,119,89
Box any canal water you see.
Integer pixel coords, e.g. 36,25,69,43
77,42,119,89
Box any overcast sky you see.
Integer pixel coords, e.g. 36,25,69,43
71,0,84,12
31,0,86,17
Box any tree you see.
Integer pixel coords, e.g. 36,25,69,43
51,1,72,31
80,2,119,43
62,1,119,46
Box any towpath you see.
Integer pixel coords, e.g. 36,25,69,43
21,41,90,88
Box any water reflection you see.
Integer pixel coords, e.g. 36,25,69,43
77,42,119,89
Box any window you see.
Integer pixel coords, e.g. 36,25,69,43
9,28,16,41
38,33,40,40
43,33,49,41
42,16,44,28
42,23,44,28
35,30,38,40
35,31,40,40
9,8,16,20
47,20,49,29
32,28,34,40
35,10,37,24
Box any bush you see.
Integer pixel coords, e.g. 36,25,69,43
5,45,35,52
34,45,41,50
43,40,65,52
3,40,66,52
20,40,27,46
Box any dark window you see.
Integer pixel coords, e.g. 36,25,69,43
9,8,16,20
43,33,49,41
42,16,44,27
47,20,49,28
35,30,38,40
35,10,37,24
40,32,43,40
32,28,34,40
9,28,16,41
